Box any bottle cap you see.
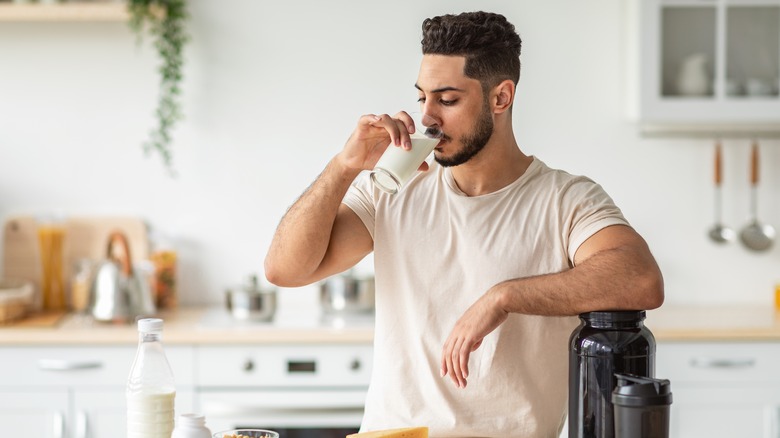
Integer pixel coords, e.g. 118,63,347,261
137,318,164,333
178,413,206,426
611,373,673,407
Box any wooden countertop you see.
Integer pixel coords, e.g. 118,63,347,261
1,304,779,345
0,307,375,345
647,304,780,341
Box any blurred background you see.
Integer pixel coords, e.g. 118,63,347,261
1,0,779,307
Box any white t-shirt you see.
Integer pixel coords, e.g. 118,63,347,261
342,157,629,438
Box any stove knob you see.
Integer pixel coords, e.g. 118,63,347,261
350,358,361,371
243,359,255,373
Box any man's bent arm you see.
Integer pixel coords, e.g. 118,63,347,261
493,225,663,315
264,158,373,287
440,224,664,388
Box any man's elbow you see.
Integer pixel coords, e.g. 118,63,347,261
640,269,665,310
264,256,305,288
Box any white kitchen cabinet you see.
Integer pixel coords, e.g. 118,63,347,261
635,0,780,137
0,390,69,438
657,341,780,438
0,345,195,438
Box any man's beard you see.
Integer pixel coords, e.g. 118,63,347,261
435,103,494,168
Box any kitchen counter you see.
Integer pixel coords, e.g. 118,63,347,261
1,304,779,345
647,304,780,341
0,306,375,345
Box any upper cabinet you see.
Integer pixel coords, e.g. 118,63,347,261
637,0,780,137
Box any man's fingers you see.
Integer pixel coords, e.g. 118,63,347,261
460,340,471,381
368,114,402,146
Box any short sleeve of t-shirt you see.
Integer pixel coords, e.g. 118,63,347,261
342,172,377,240
559,176,629,263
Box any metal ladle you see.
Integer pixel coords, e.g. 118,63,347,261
708,141,735,243
739,140,775,252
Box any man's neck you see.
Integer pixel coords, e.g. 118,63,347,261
449,129,532,197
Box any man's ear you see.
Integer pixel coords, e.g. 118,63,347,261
492,80,515,114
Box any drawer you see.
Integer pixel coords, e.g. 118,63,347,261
0,345,195,387
657,342,780,383
196,344,373,387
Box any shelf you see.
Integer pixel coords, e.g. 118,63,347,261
0,2,129,22
640,122,780,139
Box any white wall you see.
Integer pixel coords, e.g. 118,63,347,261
1,0,779,307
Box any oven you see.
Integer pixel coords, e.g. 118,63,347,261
196,343,372,438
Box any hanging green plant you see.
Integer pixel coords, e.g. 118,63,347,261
128,0,189,176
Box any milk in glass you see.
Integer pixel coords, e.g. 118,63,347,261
371,133,440,194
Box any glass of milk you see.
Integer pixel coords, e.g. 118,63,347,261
370,112,442,194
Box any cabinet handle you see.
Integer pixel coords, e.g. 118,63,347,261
38,359,103,371
53,411,65,438
761,405,779,437
76,410,88,438
690,357,756,369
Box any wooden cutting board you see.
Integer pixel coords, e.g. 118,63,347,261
2,216,149,307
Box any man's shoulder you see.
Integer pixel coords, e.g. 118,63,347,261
526,157,598,189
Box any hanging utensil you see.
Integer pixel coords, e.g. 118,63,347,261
708,141,735,244
739,140,775,252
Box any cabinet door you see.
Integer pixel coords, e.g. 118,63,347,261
0,346,195,388
658,342,780,438
637,0,780,130
0,390,69,438
670,386,780,438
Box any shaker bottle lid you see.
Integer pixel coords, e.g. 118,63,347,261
580,310,646,323
612,373,673,407
137,318,164,333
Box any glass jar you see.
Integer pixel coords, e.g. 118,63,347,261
568,311,656,438
69,258,93,313
37,217,66,311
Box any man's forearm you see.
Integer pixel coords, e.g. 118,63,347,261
265,157,361,285
493,244,664,316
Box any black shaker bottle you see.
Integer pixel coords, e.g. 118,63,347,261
568,310,656,438
612,373,673,438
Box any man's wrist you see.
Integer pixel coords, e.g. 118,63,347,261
490,281,513,315
330,153,363,181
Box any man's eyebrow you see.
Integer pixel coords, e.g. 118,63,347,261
414,83,466,93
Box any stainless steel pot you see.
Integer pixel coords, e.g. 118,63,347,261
225,275,276,321
319,271,375,314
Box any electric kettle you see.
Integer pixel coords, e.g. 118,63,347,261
89,231,156,323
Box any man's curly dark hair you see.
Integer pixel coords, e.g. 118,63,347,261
421,11,522,92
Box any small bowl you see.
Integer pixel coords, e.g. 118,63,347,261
212,429,279,438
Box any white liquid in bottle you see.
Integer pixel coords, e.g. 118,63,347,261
127,318,176,438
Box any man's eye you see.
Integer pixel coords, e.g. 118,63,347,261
417,97,426,103
440,99,457,106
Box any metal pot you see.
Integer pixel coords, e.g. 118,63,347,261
89,231,156,323
319,271,375,314
225,275,276,321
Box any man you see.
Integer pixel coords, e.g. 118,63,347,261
265,11,663,438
